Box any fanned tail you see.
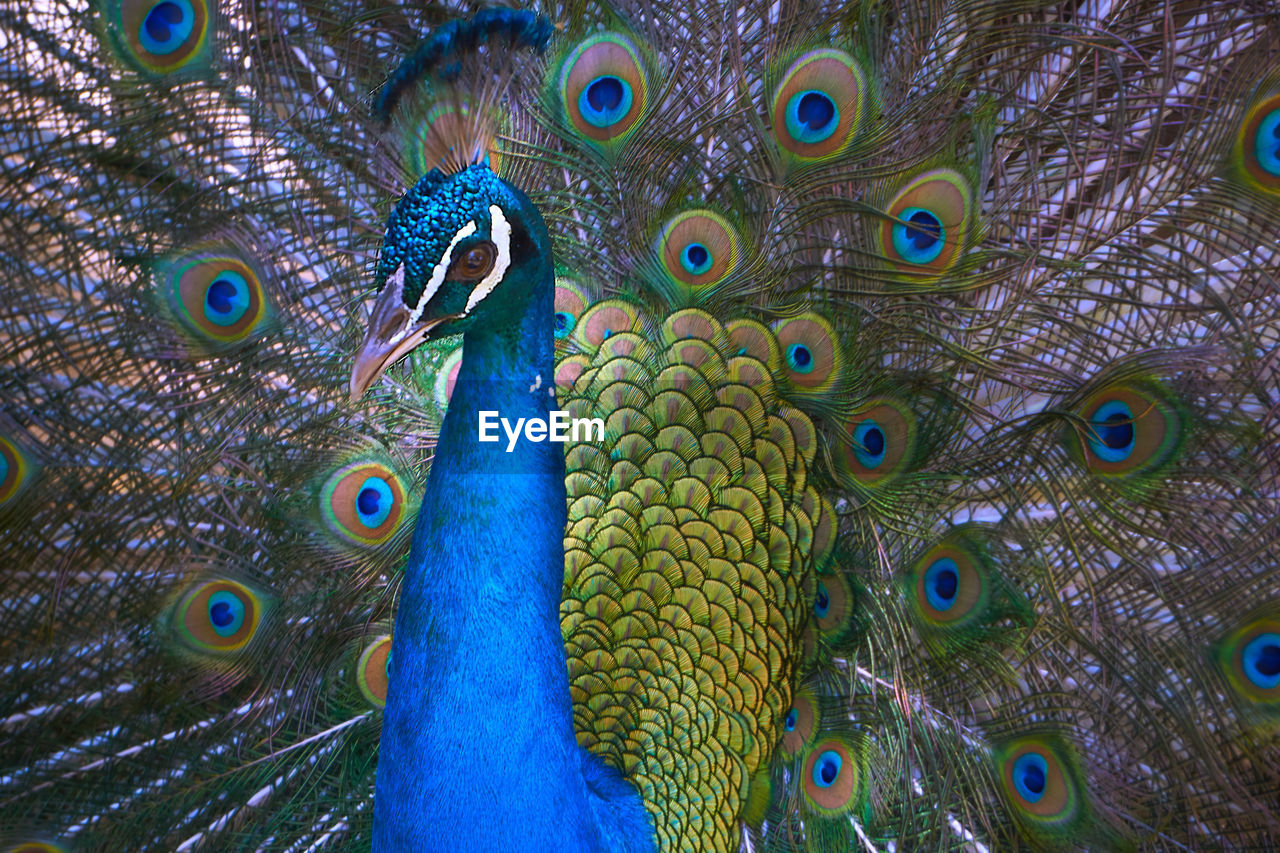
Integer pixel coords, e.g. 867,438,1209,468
3,0,1280,850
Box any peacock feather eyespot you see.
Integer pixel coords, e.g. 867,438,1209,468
100,0,211,76
877,168,973,276
1216,617,1280,708
154,248,272,353
0,435,37,507
893,208,944,262
772,313,842,394
356,635,393,709
924,560,957,609
172,578,265,655
770,48,868,163
1069,382,1183,478
320,461,409,549
800,736,866,815
434,345,464,411
1235,87,1280,194
1243,633,1280,690
779,689,819,757
724,318,782,372
908,536,992,629
555,33,649,147
813,749,841,784
1012,751,1049,801
574,299,642,353
787,343,813,373
814,581,830,618
404,102,503,180
5,843,67,853
837,398,917,487
554,277,589,343
994,736,1087,832
1086,399,1136,463
808,494,838,572
811,572,856,644
655,210,742,299
853,420,885,466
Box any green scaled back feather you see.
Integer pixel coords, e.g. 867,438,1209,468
4,0,1280,851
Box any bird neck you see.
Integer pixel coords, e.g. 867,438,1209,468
374,275,607,849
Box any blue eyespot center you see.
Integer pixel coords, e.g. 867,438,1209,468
207,590,246,637
580,75,633,129
924,557,959,611
784,708,798,731
814,581,830,618
1087,400,1136,463
862,426,883,457
1256,109,1280,177
891,207,945,264
1243,633,1280,689
813,750,842,787
797,92,835,131
787,343,814,373
210,601,232,627
1258,643,1280,676
203,272,250,326
554,311,575,337
1100,413,1134,450
140,0,195,55
1012,752,1049,803
356,476,394,529
852,420,887,469
680,242,712,275
587,76,623,112
786,90,839,143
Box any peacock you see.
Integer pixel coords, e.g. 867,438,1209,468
2,0,1280,849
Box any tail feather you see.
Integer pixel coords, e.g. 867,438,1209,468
3,0,1280,849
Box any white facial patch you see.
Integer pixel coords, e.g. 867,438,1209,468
463,205,512,314
407,220,479,329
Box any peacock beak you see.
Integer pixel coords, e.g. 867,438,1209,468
349,264,458,403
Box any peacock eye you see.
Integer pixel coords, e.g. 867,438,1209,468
449,242,497,281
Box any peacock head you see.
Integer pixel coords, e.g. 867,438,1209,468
350,164,551,401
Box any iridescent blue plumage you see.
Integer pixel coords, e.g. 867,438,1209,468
364,166,653,851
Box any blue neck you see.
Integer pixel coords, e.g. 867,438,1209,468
373,277,603,849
